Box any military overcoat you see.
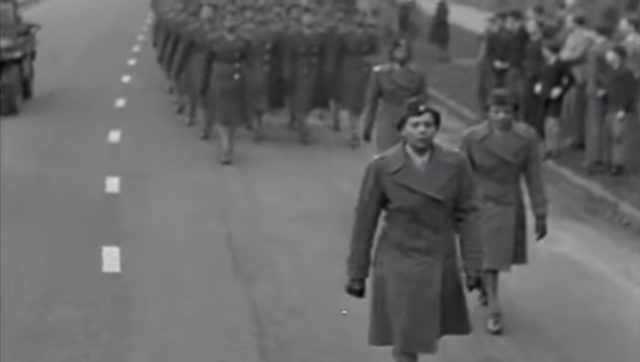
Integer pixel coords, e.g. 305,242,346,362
460,122,547,270
347,143,482,353
338,29,377,114
361,63,428,152
244,30,282,113
282,31,324,116
202,34,248,127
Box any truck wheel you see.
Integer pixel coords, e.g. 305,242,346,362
22,58,35,99
0,65,24,116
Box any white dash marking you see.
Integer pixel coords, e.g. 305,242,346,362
137,34,146,42
108,129,122,143
121,74,132,84
114,97,127,109
132,45,141,53
105,176,121,194
102,246,121,273
127,58,137,66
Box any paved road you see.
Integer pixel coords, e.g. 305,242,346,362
2,0,640,361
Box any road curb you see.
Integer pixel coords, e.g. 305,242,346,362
428,88,640,229
19,0,42,8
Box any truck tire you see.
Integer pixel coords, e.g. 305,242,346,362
0,64,24,116
22,58,35,99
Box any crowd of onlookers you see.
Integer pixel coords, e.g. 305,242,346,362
476,3,640,176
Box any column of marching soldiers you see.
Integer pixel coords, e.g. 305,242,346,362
150,0,379,165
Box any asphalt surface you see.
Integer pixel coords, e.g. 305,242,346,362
2,0,640,361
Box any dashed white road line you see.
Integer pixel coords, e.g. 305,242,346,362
127,58,137,66
137,34,146,42
132,45,141,53
102,246,122,273
105,176,121,194
114,97,127,109
121,74,132,84
108,129,122,143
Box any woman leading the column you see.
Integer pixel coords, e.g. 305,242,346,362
346,100,482,362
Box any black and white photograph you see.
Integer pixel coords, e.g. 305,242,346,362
1,0,639,361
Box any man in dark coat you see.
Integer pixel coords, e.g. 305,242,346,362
601,46,639,176
346,100,482,361
429,0,450,62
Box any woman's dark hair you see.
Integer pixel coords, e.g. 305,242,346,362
396,100,442,131
388,37,413,61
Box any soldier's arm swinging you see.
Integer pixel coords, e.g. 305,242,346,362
347,160,386,281
361,70,382,140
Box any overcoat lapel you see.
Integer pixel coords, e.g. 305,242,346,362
383,144,456,203
475,123,527,164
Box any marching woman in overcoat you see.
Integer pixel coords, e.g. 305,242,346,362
460,89,548,334
178,4,215,128
243,15,282,141
282,8,324,144
361,38,428,152
337,18,378,147
200,15,249,165
169,18,201,119
346,100,482,362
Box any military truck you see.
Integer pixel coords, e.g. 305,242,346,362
0,0,40,116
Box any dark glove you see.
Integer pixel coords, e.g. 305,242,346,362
362,130,372,143
535,215,548,241
345,278,366,299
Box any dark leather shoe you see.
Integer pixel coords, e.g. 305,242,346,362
486,312,503,335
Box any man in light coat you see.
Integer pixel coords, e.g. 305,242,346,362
560,14,593,150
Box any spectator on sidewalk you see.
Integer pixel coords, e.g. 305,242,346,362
505,10,529,120
522,19,546,136
477,13,509,111
428,0,450,62
584,25,614,174
534,41,575,158
560,13,593,151
617,17,640,79
602,46,639,176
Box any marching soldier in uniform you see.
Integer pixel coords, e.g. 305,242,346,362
460,89,548,335
346,99,482,362
361,38,428,152
201,13,249,165
282,6,324,144
176,2,215,127
319,7,346,132
337,16,378,148
169,9,202,118
160,5,188,96
243,10,282,141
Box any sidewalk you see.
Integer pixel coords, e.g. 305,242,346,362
411,0,640,232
